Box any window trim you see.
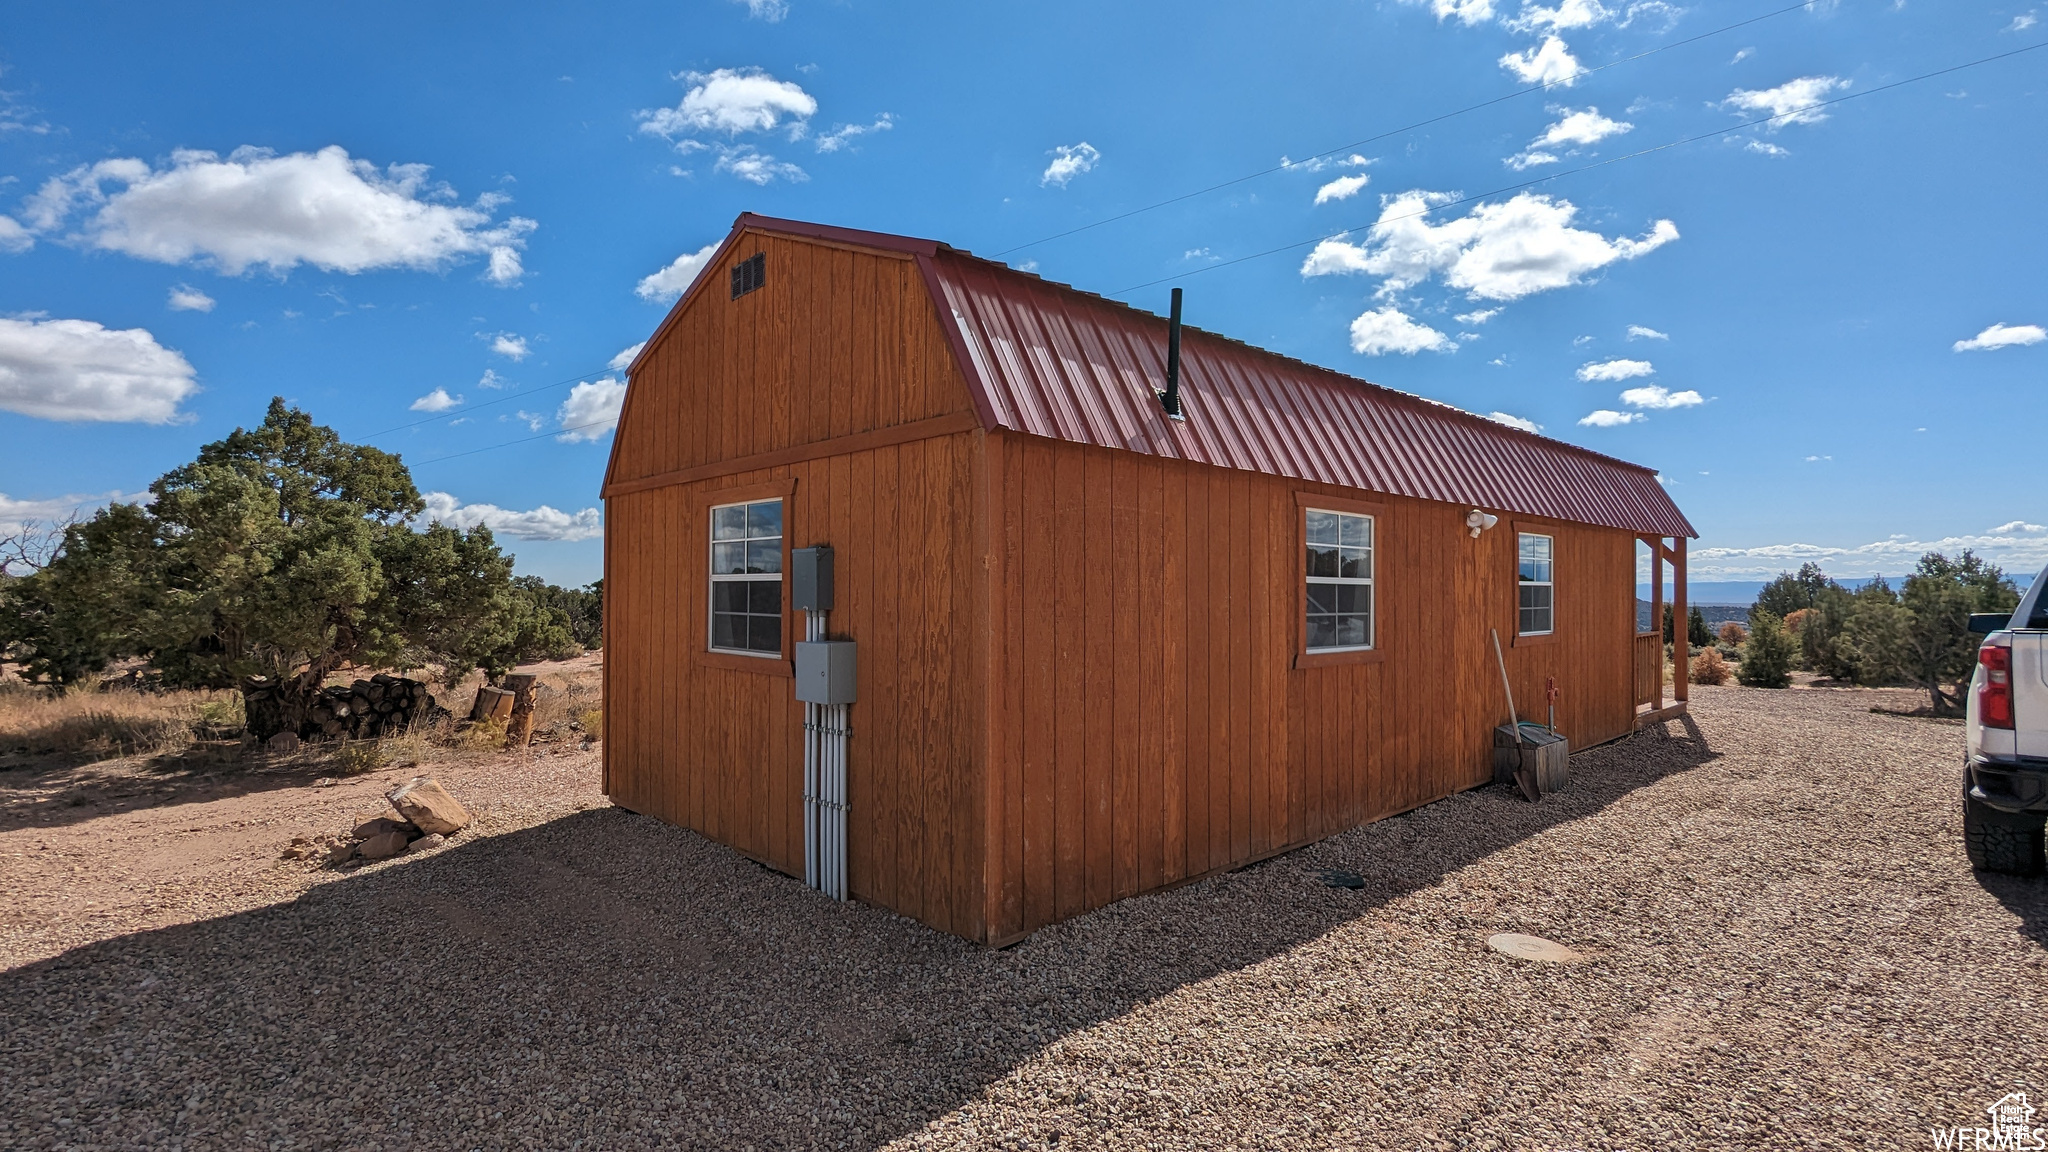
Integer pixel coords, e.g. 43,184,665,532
1512,520,1559,648
692,479,795,677
1293,492,1387,669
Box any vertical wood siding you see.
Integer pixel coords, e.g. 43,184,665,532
981,433,1636,944
605,235,987,940
605,437,986,940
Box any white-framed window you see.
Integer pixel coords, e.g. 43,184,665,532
1306,508,1374,651
709,498,783,655
1518,532,1554,636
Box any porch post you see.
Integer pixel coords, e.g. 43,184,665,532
1673,536,1689,704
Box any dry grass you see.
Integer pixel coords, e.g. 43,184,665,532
0,654,605,772
0,682,241,763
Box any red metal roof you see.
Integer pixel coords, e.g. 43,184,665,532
728,215,1697,539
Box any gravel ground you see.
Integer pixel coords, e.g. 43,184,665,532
2,684,2044,1150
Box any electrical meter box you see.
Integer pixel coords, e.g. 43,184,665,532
792,546,834,612
795,640,857,704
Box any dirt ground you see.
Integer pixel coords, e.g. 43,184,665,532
2,682,2043,1150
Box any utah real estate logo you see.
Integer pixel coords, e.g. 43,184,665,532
1932,1091,2048,1150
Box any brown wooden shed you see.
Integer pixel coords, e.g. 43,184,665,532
601,213,1697,945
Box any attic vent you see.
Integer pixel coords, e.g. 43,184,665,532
731,252,766,300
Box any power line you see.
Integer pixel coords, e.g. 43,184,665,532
1108,39,2048,297
991,0,1823,259
406,416,618,467
357,361,623,441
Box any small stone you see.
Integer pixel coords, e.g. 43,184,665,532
280,845,312,860
1486,933,1583,964
407,833,446,853
356,831,409,860
386,777,471,836
326,842,357,864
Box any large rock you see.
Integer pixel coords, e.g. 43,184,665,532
357,831,410,860
351,815,417,841
387,777,471,836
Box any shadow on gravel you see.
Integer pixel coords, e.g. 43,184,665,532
0,722,1715,1149
1976,873,2048,950
0,745,348,834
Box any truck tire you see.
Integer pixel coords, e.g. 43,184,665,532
1964,791,2047,876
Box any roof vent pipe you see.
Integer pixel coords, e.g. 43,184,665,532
1160,287,1186,421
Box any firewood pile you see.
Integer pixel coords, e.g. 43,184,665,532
293,675,443,740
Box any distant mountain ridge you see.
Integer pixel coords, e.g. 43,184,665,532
1636,577,1905,607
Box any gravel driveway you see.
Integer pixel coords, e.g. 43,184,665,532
3,685,2043,1150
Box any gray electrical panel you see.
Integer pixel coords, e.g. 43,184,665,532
795,640,857,704
792,546,834,611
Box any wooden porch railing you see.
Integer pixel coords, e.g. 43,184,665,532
1633,632,1663,709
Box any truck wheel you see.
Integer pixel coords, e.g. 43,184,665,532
1964,792,2047,876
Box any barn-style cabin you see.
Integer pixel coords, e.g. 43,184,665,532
602,213,1696,946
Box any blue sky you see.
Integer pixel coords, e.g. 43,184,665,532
1,0,2043,591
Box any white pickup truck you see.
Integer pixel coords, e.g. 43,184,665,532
1965,563,2048,874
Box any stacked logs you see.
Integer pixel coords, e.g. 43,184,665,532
303,674,442,741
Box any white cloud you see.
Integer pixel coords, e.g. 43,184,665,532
0,316,198,423
814,114,893,153
0,490,127,539
1506,0,1611,34
635,242,720,302
1992,521,2047,534
410,387,462,412
167,284,216,312
638,68,817,138
0,215,30,253
1302,190,1678,302
1953,322,2045,352
1184,247,1212,260
1456,308,1502,325
1500,37,1581,87
1573,334,1595,346
1744,139,1790,157
1488,411,1542,432
1578,409,1644,426
1508,106,1630,168
511,410,544,432
733,0,789,21
1577,357,1654,381
23,147,535,283
1348,305,1456,356
2008,13,2038,31
1690,530,2048,581
714,145,808,185
1538,106,1631,146
1731,47,1755,63
557,377,626,442
1725,76,1851,129
1619,383,1703,409
477,368,508,389
490,334,529,361
1314,174,1371,205
1042,142,1101,188
1627,324,1668,340
1804,454,1831,462
609,342,646,372
420,491,603,542
1424,0,1496,25
1281,153,1372,174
